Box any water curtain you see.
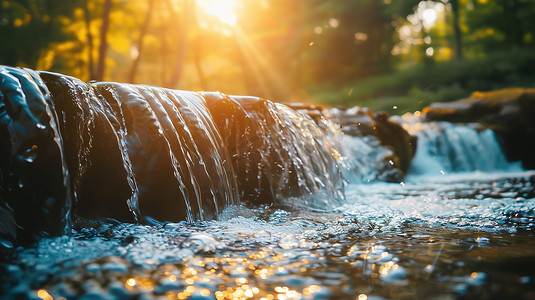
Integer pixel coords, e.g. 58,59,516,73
398,114,522,176
0,66,345,244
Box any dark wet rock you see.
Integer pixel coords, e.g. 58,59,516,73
423,88,535,169
1,67,241,245
0,66,72,246
0,205,16,251
40,72,138,223
2,67,240,226
90,83,239,223
373,111,418,176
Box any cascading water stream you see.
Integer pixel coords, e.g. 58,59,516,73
395,113,523,177
0,66,346,245
202,93,346,212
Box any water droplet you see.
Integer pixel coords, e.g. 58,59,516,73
0,238,14,249
21,145,38,163
36,123,46,130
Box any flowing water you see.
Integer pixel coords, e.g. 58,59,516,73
2,171,534,300
1,67,535,299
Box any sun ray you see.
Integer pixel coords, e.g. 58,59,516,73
197,0,238,25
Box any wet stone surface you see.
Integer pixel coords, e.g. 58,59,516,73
1,172,535,300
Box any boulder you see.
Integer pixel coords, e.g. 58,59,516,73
0,67,72,246
373,111,418,176
423,88,535,169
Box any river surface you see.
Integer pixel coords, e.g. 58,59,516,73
2,171,535,300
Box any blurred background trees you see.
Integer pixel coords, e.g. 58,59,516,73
1,0,534,113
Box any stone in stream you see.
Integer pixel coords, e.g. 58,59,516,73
1,67,240,246
0,67,72,246
39,72,140,224
91,82,238,224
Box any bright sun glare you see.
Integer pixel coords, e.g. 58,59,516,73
197,0,238,25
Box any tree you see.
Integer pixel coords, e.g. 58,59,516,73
82,0,95,79
465,0,535,51
128,0,155,83
95,0,112,81
0,0,80,68
167,0,190,88
449,0,463,59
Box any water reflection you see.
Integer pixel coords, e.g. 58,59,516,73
2,172,535,299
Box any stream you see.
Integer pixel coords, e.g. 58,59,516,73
1,66,534,299
2,171,535,299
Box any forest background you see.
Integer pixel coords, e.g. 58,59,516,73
1,0,534,114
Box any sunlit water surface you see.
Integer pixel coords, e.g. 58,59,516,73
2,171,535,300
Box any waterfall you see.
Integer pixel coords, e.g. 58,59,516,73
3,65,523,247
0,66,345,244
397,114,523,177
202,93,346,212
322,107,413,183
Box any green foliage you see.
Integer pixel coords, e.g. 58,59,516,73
0,0,81,67
1,0,535,110
310,47,535,114
465,0,535,49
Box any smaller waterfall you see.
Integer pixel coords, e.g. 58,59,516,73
397,113,523,177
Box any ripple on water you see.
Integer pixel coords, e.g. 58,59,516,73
1,171,535,299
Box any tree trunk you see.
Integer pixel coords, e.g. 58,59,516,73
191,0,207,90
83,0,95,80
509,0,524,47
128,0,155,83
167,0,190,88
96,0,112,81
450,0,463,60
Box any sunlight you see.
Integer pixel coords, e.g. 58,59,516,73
197,0,238,25
231,25,293,99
